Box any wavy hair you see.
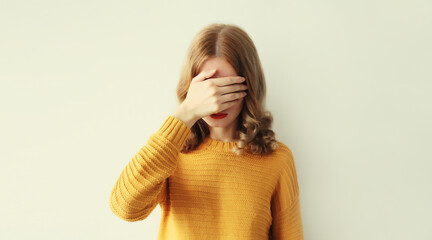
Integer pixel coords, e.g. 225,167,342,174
176,23,278,156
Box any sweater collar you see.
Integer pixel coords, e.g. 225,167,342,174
200,136,238,152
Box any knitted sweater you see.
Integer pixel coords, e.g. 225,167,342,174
109,115,304,239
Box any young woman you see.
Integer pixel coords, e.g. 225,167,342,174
109,23,304,239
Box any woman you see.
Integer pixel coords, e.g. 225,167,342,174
109,23,304,240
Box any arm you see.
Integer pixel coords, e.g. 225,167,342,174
109,115,192,222
270,147,304,239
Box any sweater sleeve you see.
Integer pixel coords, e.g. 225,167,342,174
270,146,304,239
109,115,191,222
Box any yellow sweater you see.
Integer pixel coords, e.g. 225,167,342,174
109,115,304,239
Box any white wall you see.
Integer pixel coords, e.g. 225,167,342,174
1,0,431,239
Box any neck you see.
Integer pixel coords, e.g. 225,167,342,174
208,119,239,142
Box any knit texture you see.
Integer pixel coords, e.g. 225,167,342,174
109,115,304,239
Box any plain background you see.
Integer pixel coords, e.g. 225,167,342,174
1,0,431,239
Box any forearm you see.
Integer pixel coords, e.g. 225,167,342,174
109,115,191,222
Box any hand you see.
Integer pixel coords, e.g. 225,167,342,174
181,69,248,121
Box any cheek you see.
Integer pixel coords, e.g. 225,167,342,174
229,98,244,112
223,98,244,114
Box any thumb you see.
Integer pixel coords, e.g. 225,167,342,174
192,69,217,83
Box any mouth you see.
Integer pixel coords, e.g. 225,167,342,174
210,113,228,119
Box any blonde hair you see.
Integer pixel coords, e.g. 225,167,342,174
177,23,278,156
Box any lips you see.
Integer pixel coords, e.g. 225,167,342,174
210,113,228,119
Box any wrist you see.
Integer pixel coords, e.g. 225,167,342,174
172,104,197,129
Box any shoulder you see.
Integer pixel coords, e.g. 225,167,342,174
270,141,301,213
274,140,294,156
274,140,295,163
272,140,298,176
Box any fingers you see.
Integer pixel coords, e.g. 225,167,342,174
218,83,248,96
211,76,246,86
219,91,247,104
192,69,217,83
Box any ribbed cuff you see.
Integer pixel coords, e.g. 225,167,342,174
156,115,192,150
